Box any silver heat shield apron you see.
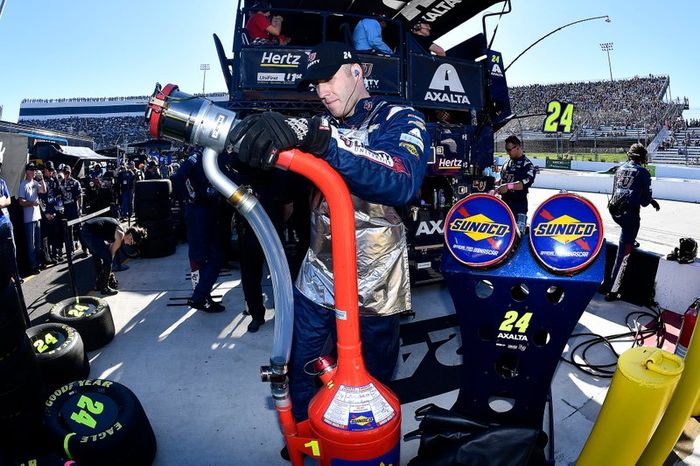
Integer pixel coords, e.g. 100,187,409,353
296,194,410,317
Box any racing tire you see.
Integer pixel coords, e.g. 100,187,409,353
27,323,90,392
48,297,115,352
44,379,157,466
139,235,177,259
0,283,27,358
139,218,175,239
134,179,172,201
134,202,173,223
0,336,45,455
6,451,73,466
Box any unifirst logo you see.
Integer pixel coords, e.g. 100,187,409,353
449,213,509,242
533,215,596,244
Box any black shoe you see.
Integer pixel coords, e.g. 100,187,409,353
74,252,88,259
633,241,640,248
188,298,225,313
30,268,41,275
247,319,265,333
604,292,620,302
280,446,290,461
100,286,118,296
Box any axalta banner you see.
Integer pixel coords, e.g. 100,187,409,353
409,54,484,110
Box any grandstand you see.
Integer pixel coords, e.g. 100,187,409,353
18,93,229,150
496,75,688,161
17,78,693,163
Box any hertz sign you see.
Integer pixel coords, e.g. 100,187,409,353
444,194,517,268
529,194,604,274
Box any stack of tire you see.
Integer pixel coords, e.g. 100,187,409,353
134,179,177,258
0,283,44,457
43,379,158,465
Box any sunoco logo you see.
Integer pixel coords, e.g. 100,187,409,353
448,213,509,242
350,415,374,426
533,215,596,245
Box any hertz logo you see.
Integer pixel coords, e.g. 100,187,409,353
533,215,596,245
448,213,510,242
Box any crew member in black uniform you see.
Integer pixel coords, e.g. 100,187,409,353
79,217,146,295
606,143,660,301
38,161,63,264
496,135,536,218
60,165,84,256
172,149,226,313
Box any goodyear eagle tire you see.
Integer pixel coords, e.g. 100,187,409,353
0,336,45,455
7,451,73,466
27,323,90,392
49,297,115,352
0,283,28,358
134,179,172,202
44,379,157,466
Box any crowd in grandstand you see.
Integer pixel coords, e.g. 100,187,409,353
508,75,673,134
22,116,149,149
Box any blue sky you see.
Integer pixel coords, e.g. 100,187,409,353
1,0,698,122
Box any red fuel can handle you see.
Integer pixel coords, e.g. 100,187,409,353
675,298,700,358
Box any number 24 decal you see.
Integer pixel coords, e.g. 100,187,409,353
499,310,533,333
543,100,574,133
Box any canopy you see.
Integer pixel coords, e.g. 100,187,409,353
244,0,505,38
32,142,115,178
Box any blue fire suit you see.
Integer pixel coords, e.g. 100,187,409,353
172,152,224,304
290,96,430,420
608,159,652,295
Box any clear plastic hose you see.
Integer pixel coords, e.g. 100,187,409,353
202,148,293,363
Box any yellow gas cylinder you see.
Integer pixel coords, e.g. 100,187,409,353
577,347,683,466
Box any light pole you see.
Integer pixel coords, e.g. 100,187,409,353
200,63,210,95
505,15,611,72
600,42,614,82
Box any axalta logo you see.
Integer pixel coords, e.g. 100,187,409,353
533,215,597,245
425,64,471,105
383,0,463,22
349,415,374,426
448,213,509,241
261,52,302,67
416,220,443,236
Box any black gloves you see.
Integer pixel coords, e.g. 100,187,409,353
227,112,332,169
650,198,660,211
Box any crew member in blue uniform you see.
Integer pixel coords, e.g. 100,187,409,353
172,149,226,313
496,135,536,218
606,143,660,301
60,165,84,256
227,42,430,440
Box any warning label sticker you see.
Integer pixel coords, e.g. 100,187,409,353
322,383,396,430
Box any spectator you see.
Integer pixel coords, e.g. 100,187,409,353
144,160,162,180
605,143,660,301
352,15,393,55
410,21,445,56
227,42,429,435
0,154,19,283
496,135,536,218
245,1,282,45
17,162,46,275
79,217,146,295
